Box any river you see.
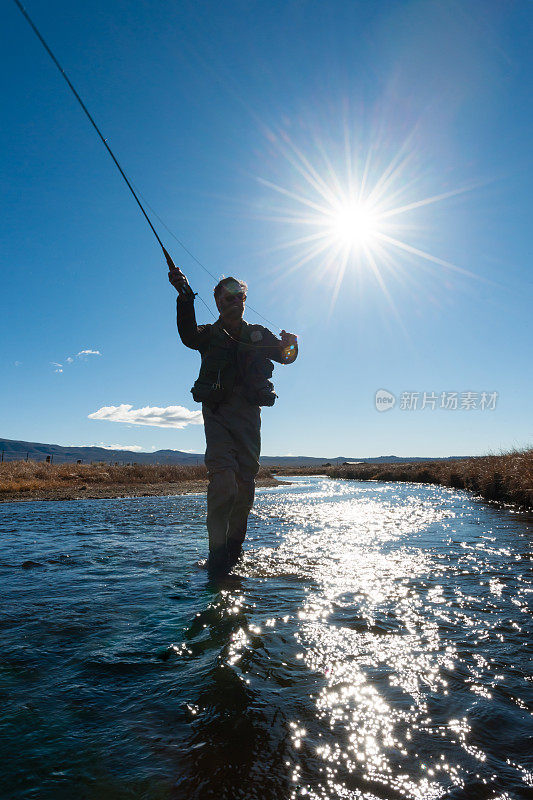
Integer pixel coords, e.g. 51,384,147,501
0,476,531,799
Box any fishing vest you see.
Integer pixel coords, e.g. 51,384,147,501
191,322,276,408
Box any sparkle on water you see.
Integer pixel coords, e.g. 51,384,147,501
0,476,531,799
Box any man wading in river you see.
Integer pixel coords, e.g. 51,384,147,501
168,264,298,576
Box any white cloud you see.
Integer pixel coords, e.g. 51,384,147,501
50,349,101,372
88,404,203,429
97,443,145,452
14,361,22,367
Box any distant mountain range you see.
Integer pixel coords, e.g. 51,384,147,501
0,437,467,467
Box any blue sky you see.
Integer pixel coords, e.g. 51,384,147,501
1,0,531,458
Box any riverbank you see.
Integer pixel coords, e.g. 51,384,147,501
274,448,533,510
0,462,284,503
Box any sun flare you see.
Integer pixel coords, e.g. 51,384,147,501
258,123,476,314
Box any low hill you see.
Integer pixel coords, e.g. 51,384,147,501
0,437,466,467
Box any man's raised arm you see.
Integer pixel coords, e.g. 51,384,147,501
167,261,208,351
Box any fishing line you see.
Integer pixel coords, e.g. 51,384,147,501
13,0,286,345
135,188,281,330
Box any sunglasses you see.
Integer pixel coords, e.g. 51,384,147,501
220,291,246,303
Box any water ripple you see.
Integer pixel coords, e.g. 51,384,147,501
0,478,531,799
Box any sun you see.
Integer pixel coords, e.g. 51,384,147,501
256,123,476,312
328,200,380,251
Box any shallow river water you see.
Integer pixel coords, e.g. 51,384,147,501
0,476,532,800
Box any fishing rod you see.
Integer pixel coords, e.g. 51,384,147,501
11,0,175,261
12,0,284,340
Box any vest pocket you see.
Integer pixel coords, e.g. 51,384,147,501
191,353,234,404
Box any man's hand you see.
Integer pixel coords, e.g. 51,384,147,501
280,330,298,363
280,330,297,347
168,265,195,300
164,247,195,299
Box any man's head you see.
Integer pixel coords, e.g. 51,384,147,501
214,277,247,325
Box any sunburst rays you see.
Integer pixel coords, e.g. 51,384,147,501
255,122,479,314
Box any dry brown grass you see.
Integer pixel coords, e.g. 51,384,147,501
273,449,533,509
0,461,207,494
0,461,274,496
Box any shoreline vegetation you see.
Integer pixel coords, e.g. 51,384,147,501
0,462,283,503
273,449,533,510
1,450,531,509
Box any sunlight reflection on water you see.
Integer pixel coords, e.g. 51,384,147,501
0,477,531,799
225,478,533,799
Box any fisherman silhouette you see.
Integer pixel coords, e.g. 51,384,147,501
13,0,299,574
168,263,298,577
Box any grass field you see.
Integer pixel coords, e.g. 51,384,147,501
0,461,274,500
2,451,531,509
